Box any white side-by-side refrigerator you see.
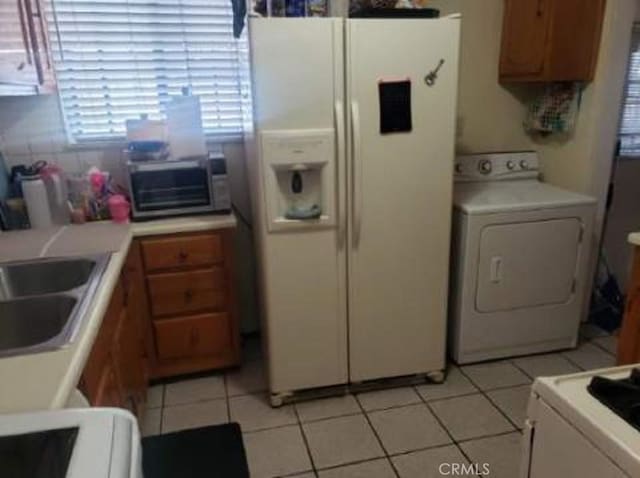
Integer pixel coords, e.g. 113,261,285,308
245,16,460,405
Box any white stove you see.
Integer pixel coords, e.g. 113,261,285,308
522,364,640,477
0,408,142,478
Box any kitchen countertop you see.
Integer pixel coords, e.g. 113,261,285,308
0,213,236,413
628,232,640,247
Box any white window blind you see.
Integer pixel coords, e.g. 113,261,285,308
45,0,249,143
619,23,640,157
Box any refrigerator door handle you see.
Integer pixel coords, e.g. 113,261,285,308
351,100,363,247
335,99,346,249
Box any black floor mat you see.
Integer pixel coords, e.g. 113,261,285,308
142,423,249,478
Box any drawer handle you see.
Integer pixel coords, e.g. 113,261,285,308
178,251,189,262
184,289,194,302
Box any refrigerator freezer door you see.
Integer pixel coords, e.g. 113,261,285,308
346,18,460,382
248,18,348,394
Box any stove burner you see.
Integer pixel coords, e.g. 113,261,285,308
588,368,640,431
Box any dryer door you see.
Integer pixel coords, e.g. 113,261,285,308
476,218,582,312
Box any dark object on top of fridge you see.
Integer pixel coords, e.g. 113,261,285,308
587,369,640,431
351,7,439,18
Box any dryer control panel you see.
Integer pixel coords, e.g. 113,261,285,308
454,152,539,182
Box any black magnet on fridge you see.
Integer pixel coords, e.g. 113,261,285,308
378,79,412,134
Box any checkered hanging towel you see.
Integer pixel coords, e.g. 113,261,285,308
524,83,582,135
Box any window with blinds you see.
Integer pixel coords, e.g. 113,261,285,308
619,23,640,157
45,0,249,143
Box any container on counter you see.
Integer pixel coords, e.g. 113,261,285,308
107,194,130,224
22,174,53,229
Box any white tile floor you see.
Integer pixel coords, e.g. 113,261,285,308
141,326,618,478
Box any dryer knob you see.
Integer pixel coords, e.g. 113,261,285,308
478,159,492,174
520,159,529,170
506,160,515,170
455,163,462,174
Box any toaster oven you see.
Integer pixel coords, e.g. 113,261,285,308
126,154,231,220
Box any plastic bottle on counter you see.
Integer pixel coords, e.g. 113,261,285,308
22,175,53,229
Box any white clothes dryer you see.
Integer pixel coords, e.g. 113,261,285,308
449,152,597,364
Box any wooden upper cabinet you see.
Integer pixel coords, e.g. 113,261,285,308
499,0,606,82
500,0,551,78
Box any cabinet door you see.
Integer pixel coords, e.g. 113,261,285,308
147,267,227,317
153,313,232,361
93,359,124,408
499,0,551,78
81,282,124,403
546,0,605,81
124,240,153,382
113,307,146,418
0,0,39,86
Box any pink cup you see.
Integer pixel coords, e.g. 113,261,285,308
108,194,131,224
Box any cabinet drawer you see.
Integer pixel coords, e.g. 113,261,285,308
153,313,232,360
147,267,226,317
141,233,224,271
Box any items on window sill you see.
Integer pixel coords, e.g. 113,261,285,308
524,82,582,136
251,0,328,17
67,167,121,224
349,0,437,17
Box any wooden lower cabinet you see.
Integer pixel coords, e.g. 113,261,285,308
80,244,149,418
618,246,640,365
81,227,240,412
147,267,227,317
142,229,241,378
154,313,233,361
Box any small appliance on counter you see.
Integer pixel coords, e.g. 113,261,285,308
126,152,231,221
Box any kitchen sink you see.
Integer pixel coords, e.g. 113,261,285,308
0,296,77,351
0,258,97,300
0,254,110,358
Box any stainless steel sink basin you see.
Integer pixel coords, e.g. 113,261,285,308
0,296,77,352
0,258,97,300
0,254,110,358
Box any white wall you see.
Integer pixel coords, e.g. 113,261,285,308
429,0,536,153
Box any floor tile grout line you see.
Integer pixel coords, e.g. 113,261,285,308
162,396,229,410
298,410,363,425
159,384,166,434
414,385,482,478
455,429,521,445
242,421,314,436
224,374,231,423
313,456,398,474
354,393,401,478
560,352,588,372
416,380,523,478
456,366,522,432
293,404,318,474
587,336,617,357
507,359,537,382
